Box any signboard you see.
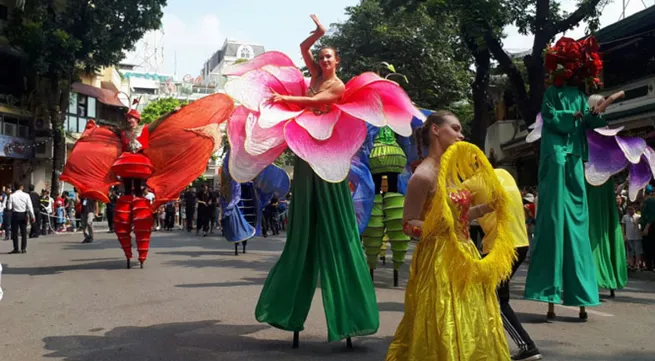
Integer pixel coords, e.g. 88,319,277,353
0,135,33,159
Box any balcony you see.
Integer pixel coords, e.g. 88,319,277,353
600,75,655,128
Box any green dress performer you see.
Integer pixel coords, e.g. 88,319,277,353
586,181,628,293
523,36,607,319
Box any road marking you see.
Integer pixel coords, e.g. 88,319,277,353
558,305,614,317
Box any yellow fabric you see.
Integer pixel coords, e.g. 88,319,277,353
386,142,514,361
463,168,530,254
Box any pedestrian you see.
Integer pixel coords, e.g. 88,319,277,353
184,187,196,232
7,183,35,254
2,186,11,240
196,184,211,236
623,204,643,271
64,191,76,232
28,185,41,238
165,201,176,231
463,168,543,361
80,197,98,243
40,190,54,235
106,188,117,233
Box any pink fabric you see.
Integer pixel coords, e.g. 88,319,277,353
224,51,423,182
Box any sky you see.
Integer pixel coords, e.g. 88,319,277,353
124,0,654,78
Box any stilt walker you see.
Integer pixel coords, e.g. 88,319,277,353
222,14,425,349
523,36,631,319
61,94,235,267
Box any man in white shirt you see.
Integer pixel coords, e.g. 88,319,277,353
7,183,35,254
622,204,643,270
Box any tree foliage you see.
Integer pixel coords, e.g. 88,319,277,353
4,0,166,196
317,0,472,110
140,97,188,124
383,0,608,126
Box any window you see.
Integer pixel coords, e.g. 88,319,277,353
239,46,253,59
66,92,97,133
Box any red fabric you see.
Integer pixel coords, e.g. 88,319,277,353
544,36,603,88
60,120,122,204
127,109,142,122
132,196,153,263
111,152,154,179
120,126,150,151
114,195,133,260
145,93,235,210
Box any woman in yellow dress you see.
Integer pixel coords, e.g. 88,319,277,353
386,111,516,361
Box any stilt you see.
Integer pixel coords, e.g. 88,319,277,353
370,268,374,281
126,259,131,269
381,256,386,265
547,302,556,319
242,240,247,254
610,289,615,298
579,306,588,320
346,337,353,349
234,244,239,256
140,262,144,269
292,331,299,349
393,269,399,287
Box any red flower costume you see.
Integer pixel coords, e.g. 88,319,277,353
60,94,235,268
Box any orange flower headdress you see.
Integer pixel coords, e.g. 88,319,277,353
544,36,603,89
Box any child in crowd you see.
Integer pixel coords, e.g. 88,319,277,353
623,204,643,271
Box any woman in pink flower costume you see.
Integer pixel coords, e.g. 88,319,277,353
222,14,425,348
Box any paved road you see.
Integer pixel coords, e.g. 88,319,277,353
1,231,654,361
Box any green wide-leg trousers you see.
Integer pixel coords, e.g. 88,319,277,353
524,153,600,306
255,159,380,341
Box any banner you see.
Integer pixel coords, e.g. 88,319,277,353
0,135,33,159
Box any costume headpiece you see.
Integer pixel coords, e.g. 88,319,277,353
126,109,141,122
544,36,603,88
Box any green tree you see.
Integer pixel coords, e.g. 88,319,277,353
317,0,472,110
140,97,188,124
5,0,166,196
383,0,608,126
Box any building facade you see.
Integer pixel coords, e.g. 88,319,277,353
200,39,265,90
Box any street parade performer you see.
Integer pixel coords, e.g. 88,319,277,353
386,112,516,361
221,14,426,348
61,94,234,269
527,90,655,302
523,36,626,319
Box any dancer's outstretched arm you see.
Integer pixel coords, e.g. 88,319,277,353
301,14,326,79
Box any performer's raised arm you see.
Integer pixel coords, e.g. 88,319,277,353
301,14,326,79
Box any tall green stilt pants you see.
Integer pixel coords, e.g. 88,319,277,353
362,194,384,269
383,192,410,270
255,159,380,342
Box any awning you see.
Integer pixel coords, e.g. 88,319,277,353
71,82,127,108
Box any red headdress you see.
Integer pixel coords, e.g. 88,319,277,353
544,36,603,89
126,109,141,122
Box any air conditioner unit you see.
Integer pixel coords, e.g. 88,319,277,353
34,118,51,131
35,137,53,159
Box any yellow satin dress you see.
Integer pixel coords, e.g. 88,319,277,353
386,142,515,361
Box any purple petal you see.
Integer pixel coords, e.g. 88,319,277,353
585,131,629,185
615,135,647,164
629,156,652,201
644,146,655,178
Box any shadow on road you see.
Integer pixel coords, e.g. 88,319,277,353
3,260,127,276
377,301,404,313
176,277,267,288
163,254,281,273
42,320,392,361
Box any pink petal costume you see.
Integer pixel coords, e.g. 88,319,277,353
223,51,425,343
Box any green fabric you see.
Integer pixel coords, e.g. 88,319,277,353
374,126,397,145
255,159,379,342
370,126,407,174
383,192,410,270
524,86,603,307
587,181,628,290
363,194,384,269
537,86,605,171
